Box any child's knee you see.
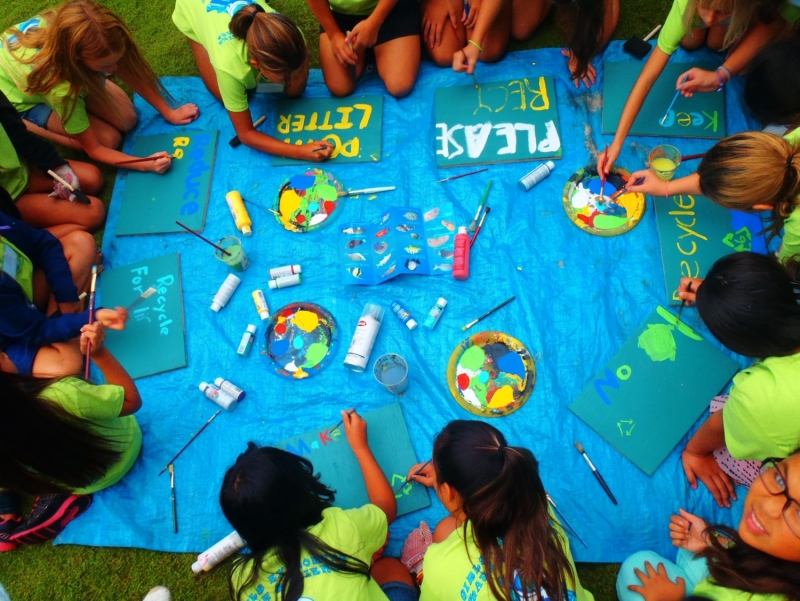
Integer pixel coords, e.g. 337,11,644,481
427,43,458,67
64,230,98,258
118,106,138,132
479,39,507,63
77,163,103,194
97,127,123,149
84,198,107,231
384,76,416,98
324,75,357,97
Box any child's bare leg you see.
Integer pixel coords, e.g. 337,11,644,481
511,0,551,41
31,339,84,379
420,0,467,67
371,557,416,586
319,33,366,97
26,161,104,195
375,35,421,97
44,110,124,149
84,80,138,132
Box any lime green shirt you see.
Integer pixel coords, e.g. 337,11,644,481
694,577,787,601
172,0,276,113
723,353,800,461
421,513,594,601
40,377,142,495
0,17,91,135
330,0,380,17
0,238,34,301
231,505,390,601
0,121,28,201
778,129,800,263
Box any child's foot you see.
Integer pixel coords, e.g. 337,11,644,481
11,494,92,545
0,518,22,552
143,586,171,601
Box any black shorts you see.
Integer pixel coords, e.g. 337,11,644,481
320,0,420,46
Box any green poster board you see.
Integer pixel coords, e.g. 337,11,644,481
271,95,383,166
654,194,767,305
116,131,218,236
99,253,187,379
569,306,739,475
602,63,726,138
275,403,430,516
434,77,562,168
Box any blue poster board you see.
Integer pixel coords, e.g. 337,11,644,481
116,131,218,236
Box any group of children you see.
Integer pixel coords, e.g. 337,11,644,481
0,0,800,599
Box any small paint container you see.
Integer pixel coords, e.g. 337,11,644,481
199,382,237,411
215,236,250,272
269,264,302,279
390,301,417,331
423,298,447,330
252,290,269,320
214,377,246,401
236,324,257,357
518,161,555,191
373,353,409,395
268,274,301,290
648,145,681,182
211,274,241,312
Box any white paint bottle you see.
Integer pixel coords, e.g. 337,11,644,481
236,325,257,357
211,274,241,312
214,377,246,401
268,274,301,290
518,161,555,191
344,303,385,372
269,264,302,279
191,531,246,573
199,382,238,411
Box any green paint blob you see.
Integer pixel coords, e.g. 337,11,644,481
302,342,329,368
638,324,677,362
459,346,486,371
594,214,630,230
469,376,488,407
316,184,338,201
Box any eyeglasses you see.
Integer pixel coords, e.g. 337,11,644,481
758,459,800,539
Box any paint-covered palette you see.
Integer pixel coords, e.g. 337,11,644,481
274,170,345,233
446,331,536,417
562,165,645,237
262,303,337,379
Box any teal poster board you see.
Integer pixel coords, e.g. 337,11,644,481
98,253,187,379
116,131,218,236
434,77,562,168
271,95,383,166
654,194,767,305
275,403,430,516
602,63,726,138
569,306,739,475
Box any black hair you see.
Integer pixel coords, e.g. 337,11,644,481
556,0,606,83
745,34,800,127
0,186,22,219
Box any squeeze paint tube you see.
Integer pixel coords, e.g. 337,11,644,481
390,301,417,331
423,298,447,330
252,289,269,320
268,274,301,290
225,191,252,236
269,264,302,279
518,161,555,192
237,325,257,357
344,303,385,372
214,377,246,401
191,531,246,574
211,274,241,312
453,226,470,280
199,382,238,412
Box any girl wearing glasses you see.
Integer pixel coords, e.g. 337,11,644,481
617,452,800,601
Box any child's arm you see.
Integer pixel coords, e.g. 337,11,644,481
682,410,737,507
452,0,504,73
116,66,200,126
72,127,172,173
228,109,333,162
626,171,701,197
346,0,401,53
341,409,397,524
80,322,141,416
669,508,709,553
306,0,357,66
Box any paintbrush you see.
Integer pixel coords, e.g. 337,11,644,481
394,459,432,494
175,221,231,256
608,177,646,202
159,410,222,475
574,442,617,505
127,287,157,311
338,186,396,197
469,206,491,249
661,74,690,125
681,153,705,161
677,281,693,325
113,152,178,166
84,265,98,380
462,295,515,331
546,494,588,547
435,168,488,184
47,170,91,204
599,145,609,198
229,115,266,148
331,409,356,434
623,24,661,59
469,179,493,232
169,464,178,534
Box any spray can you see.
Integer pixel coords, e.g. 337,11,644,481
191,531,246,574
199,382,238,411
452,226,471,280
225,191,252,236
214,377,246,401
236,325,257,357
344,303,385,372
269,264,302,279
252,290,269,320
211,274,241,312
423,298,447,330
390,301,417,331
518,161,555,191
268,274,301,290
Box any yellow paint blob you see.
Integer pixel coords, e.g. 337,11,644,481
615,193,641,218
293,310,320,333
293,367,309,380
488,385,514,408
279,189,302,222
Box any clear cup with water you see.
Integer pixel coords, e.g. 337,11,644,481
373,353,409,395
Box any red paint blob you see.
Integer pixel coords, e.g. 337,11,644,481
296,214,306,224
457,373,470,390
486,388,496,403
281,308,294,317
275,323,287,335
323,200,336,214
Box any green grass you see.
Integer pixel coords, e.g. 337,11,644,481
0,0,673,598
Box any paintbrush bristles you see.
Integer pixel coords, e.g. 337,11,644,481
574,441,585,454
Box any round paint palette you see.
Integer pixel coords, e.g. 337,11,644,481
446,331,536,417
262,303,337,379
273,170,344,233
562,165,645,236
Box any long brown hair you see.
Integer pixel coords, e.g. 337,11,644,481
697,131,800,242
555,0,606,84
433,421,575,601
681,0,781,50
9,0,170,124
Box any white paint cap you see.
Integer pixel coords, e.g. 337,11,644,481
406,318,418,330
241,225,252,236
438,298,447,307
246,324,257,334
546,161,555,170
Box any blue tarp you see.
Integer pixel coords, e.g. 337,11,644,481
56,42,758,563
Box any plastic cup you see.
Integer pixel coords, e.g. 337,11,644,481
648,145,682,182
215,236,250,272
373,353,409,395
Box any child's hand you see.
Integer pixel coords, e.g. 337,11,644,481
330,31,357,66
166,103,200,125
627,562,686,601
453,42,480,74
462,0,480,29
96,307,128,330
80,322,106,356
677,67,719,97
147,152,173,174
407,461,436,488
562,50,596,89
422,0,460,48
347,17,380,53
596,144,619,178
677,278,703,305
296,141,333,162
669,508,708,553
682,449,737,508
50,164,81,200
342,409,370,453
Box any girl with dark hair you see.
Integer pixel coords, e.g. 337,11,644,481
173,0,333,162
617,450,800,601
407,420,592,601
744,34,800,132
219,409,417,601
675,253,800,509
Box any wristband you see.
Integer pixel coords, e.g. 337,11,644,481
467,39,483,54
715,69,725,92
719,65,732,82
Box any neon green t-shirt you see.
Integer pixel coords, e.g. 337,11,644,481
420,512,594,601
231,505,390,601
694,577,787,601
0,17,91,135
329,0,380,17
40,377,142,495
777,128,800,263
0,121,29,200
172,0,276,113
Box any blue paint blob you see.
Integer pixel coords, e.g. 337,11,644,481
289,174,316,189
308,202,320,212
587,178,618,197
292,335,306,350
479,371,491,383
271,338,289,356
497,352,526,379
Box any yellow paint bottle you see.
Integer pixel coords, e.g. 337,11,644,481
225,191,252,236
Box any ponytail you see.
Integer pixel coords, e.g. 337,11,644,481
433,421,574,601
228,3,265,40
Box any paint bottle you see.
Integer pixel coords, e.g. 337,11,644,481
518,161,555,192
452,226,470,281
344,303,385,372
211,274,241,312
269,264,302,279
236,325,257,357
252,290,269,320
268,274,301,290
225,191,252,236
390,301,417,331
191,531,246,574
423,298,447,330
198,382,238,411
214,377,246,401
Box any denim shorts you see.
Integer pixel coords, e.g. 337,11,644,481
380,581,419,601
19,103,53,129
